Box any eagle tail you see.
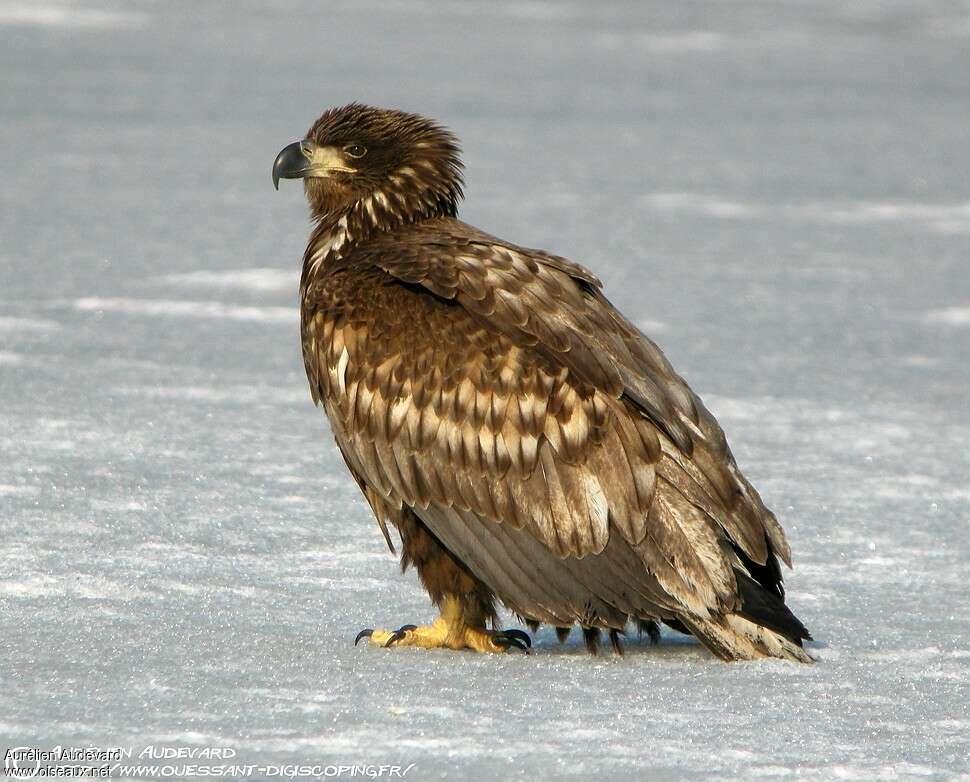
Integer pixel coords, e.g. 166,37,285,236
680,614,813,663
678,570,813,663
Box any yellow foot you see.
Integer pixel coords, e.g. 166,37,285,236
354,617,531,653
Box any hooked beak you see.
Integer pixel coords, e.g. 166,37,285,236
272,140,355,190
272,140,314,190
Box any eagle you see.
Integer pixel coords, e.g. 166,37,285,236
272,103,812,661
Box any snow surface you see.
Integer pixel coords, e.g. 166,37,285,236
2,1,969,779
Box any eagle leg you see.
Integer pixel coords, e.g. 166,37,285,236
353,596,531,653
350,507,529,652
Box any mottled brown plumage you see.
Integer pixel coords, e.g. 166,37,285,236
273,103,812,661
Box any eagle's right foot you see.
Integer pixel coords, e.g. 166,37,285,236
353,597,531,653
353,620,530,653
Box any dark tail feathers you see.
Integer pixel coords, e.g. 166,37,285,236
735,568,812,645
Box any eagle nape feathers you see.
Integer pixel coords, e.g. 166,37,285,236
272,103,812,662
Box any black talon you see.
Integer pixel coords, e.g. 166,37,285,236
383,624,416,648
354,629,374,646
495,635,529,652
495,629,532,653
502,629,533,648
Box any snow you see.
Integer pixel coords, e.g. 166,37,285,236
2,0,969,779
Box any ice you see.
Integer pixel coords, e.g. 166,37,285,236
641,193,970,232
0,3,145,29
926,307,970,326
72,297,298,323
0,317,63,332
154,269,296,293
2,1,969,780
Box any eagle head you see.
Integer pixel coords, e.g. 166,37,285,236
273,103,464,224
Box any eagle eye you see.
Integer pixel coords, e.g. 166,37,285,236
344,144,367,159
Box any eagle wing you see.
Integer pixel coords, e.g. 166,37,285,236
302,220,805,649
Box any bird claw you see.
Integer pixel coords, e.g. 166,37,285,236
500,628,532,648
493,628,532,653
383,624,418,648
355,624,418,648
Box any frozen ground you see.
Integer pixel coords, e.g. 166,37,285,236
2,1,969,779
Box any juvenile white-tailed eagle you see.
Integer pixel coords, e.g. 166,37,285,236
272,104,811,661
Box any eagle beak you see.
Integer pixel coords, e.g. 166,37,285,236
273,140,355,190
272,140,315,190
